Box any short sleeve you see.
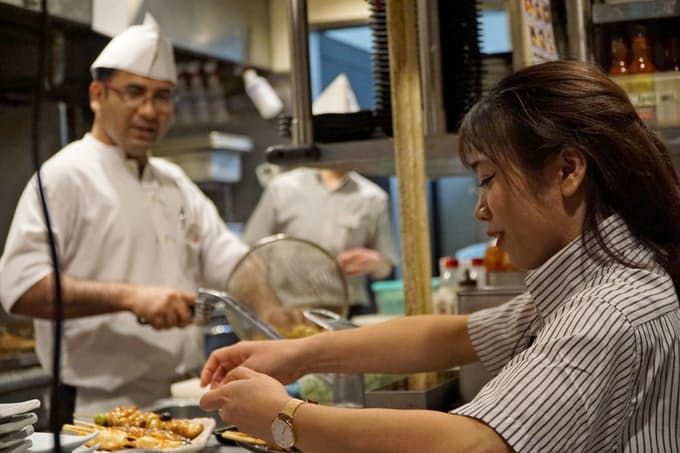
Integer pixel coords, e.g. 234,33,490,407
242,184,278,246
182,182,248,290
0,173,72,312
368,200,398,266
453,300,637,452
467,292,536,377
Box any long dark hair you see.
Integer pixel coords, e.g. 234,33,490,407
459,60,680,293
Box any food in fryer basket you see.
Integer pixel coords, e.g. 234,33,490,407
278,322,322,339
94,406,204,439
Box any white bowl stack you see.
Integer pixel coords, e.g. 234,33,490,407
0,399,40,453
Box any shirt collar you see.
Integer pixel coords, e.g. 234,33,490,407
525,214,654,322
311,169,355,193
82,133,154,182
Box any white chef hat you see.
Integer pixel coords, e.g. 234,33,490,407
90,13,177,84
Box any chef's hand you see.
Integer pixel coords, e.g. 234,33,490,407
200,339,307,390
124,285,195,330
200,366,290,442
337,248,390,277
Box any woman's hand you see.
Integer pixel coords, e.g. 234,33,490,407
199,366,291,442
200,339,308,390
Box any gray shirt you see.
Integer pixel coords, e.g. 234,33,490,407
452,214,680,452
243,168,397,306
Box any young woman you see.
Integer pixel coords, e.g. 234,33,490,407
199,60,680,452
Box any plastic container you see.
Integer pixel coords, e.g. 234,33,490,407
371,278,440,315
243,69,283,119
434,257,459,314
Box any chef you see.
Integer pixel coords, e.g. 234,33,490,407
0,13,247,416
243,167,398,318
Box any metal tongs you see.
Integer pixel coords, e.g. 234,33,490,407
302,308,357,331
194,288,283,340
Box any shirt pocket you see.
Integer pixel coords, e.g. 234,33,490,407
337,211,369,249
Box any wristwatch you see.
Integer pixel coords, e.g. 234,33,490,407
271,398,306,451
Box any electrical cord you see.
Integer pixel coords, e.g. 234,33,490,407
30,0,64,450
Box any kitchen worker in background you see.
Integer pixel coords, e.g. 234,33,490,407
200,61,680,452
242,167,398,318
0,14,247,417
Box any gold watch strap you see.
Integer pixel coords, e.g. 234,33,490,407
280,398,306,419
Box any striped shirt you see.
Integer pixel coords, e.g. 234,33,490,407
451,214,680,452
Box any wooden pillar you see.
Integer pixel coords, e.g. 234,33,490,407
386,0,433,317
387,0,436,391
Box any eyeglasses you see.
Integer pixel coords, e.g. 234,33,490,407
104,83,176,113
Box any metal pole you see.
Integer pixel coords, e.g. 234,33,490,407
288,0,314,146
417,0,446,136
566,0,592,63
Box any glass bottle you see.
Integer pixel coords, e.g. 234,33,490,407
628,25,656,74
664,35,680,71
609,36,628,75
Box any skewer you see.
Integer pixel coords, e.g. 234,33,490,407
72,420,100,429
62,423,95,435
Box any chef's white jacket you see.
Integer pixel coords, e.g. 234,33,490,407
0,133,248,411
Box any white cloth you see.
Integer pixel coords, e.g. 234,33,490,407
0,133,247,411
312,73,359,115
90,13,177,84
242,168,397,306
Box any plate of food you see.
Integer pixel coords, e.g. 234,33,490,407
63,406,215,452
214,426,286,453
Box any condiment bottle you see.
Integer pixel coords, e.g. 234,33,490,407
470,257,487,288
628,25,656,74
609,36,629,75
433,257,459,314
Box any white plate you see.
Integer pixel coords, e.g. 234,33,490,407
95,417,216,452
3,438,32,453
0,413,38,435
0,425,35,449
74,443,100,453
0,400,41,420
27,431,98,452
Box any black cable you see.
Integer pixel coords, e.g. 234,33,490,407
30,0,64,450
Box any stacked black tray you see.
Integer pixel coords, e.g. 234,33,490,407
438,0,483,131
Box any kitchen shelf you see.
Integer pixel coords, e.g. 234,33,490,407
152,131,253,156
592,0,680,24
265,128,680,177
266,133,469,178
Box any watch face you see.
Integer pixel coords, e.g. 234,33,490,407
271,416,295,449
